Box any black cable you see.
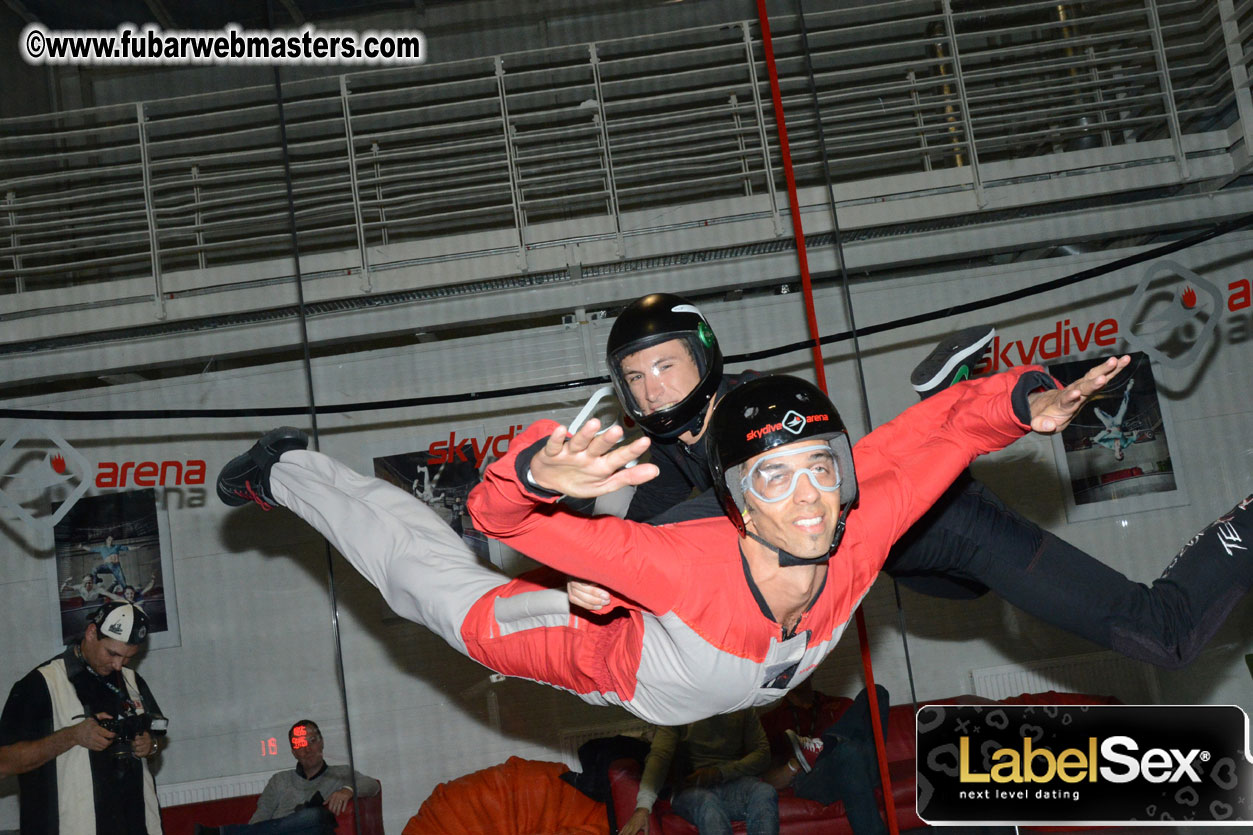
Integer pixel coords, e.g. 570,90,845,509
796,0,921,720
2,209,1250,422
266,3,359,829
795,0,873,429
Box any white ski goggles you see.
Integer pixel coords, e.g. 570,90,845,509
740,442,842,504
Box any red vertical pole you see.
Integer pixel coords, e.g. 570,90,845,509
753,4,899,833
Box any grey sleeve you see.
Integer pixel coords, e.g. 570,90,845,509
349,770,380,797
248,774,283,823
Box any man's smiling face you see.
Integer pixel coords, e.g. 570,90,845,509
741,442,842,559
618,339,701,417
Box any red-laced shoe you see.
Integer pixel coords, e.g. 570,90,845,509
785,729,824,773
216,427,308,509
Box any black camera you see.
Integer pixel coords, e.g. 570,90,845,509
99,710,168,746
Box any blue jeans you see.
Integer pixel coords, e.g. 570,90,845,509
220,807,336,835
93,561,127,589
791,685,889,835
670,775,778,835
884,475,1253,669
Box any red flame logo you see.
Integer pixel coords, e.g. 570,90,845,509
1181,286,1197,309
50,453,67,474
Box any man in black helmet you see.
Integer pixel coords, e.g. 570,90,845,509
601,292,739,523
218,356,1128,724
0,602,166,835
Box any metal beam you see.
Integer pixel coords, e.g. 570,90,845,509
142,0,175,29
279,0,305,26
4,189,1251,392
2,0,37,25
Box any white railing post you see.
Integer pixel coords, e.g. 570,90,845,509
588,43,625,258
136,102,166,319
741,21,783,236
1143,0,1189,181
191,165,205,270
729,93,753,196
495,55,529,272
6,191,21,294
339,75,372,292
1217,0,1253,183
907,70,933,172
939,0,986,207
372,142,388,247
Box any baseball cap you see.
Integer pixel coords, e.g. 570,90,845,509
90,602,149,645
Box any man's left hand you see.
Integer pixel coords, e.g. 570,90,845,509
529,419,658,498
683,766,723,788
326,787,354,816
1028,355,1131,434
130,731,157,759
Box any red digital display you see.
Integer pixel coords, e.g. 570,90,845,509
261,737,278,756
291,725,309,750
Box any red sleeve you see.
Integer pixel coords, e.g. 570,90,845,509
849,365,1041,555
467,420,688,614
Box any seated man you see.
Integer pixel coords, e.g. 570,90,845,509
622,709,775,835
196,720,379,835
757,679,845,768
763,686,890,835
215,359,1168,725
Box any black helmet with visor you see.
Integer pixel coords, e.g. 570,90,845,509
606,294,723,440
706,375,858,565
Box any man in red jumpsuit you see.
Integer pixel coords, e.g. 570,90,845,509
216,359,1145,724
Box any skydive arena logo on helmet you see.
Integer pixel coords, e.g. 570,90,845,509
745,413,828,442
917,704,1253,825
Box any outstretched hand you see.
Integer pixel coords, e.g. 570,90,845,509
529,419,658,499
1028,355,1131,434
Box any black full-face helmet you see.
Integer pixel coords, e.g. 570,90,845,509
706,375,858,564
606,293,723,440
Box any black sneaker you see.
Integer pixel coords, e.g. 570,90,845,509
910,325,996,399
216,427,309,510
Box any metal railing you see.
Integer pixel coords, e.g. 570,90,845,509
0,0,1247,318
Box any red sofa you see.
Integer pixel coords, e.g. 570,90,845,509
160,788,383,835
608,692,1119,835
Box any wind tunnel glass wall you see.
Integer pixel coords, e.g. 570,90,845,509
2,1,1253,834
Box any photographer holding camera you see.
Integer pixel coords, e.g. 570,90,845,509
0,602,166,835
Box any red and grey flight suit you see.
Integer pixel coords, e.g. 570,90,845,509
268,367,1038,725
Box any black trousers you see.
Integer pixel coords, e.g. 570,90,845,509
885,475,1252,669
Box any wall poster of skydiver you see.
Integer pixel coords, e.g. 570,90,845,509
1048,351,1187,522
50,487,180,650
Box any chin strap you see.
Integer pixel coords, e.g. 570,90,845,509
746,514,849,567
675,404,708,440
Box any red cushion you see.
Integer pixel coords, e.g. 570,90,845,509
608,692,1120,835
160,789,382,835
